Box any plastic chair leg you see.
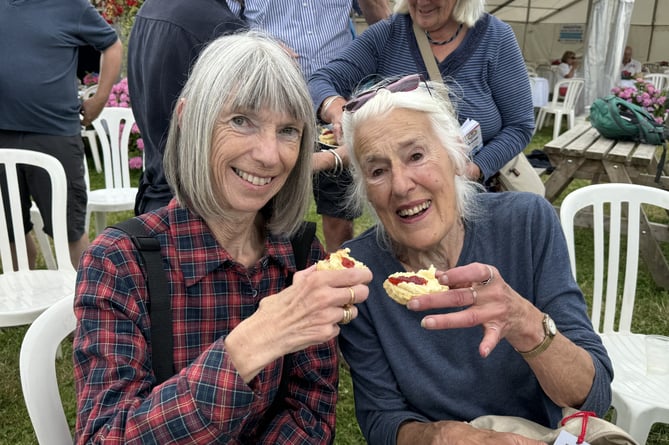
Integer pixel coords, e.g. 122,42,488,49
535,110,547,134
30,204,56,270
95,212,107,237
82,130,102,173
552,112,563,140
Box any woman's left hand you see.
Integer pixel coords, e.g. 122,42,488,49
406,263,540,358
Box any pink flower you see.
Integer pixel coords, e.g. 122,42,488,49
128,156,143,170
136,138,144,150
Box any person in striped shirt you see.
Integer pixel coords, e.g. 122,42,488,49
310,0,535,186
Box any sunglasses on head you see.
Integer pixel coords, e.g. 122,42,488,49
343,74,428,113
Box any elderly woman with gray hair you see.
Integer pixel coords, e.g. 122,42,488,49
73,32,371,444
337,75,612,445
309,0,534,184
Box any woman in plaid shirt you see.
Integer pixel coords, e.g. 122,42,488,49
73,31,372,444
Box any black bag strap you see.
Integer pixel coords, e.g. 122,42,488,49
286,221,317,286
111,218,174,384
110,218,317,384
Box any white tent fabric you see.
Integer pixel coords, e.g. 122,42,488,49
487,0,669,109
487,0,669,64
582,0,635,106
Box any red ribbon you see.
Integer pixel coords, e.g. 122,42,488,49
560,410,597,444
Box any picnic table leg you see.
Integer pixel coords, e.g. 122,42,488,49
544,157,585,202
603,161,669,289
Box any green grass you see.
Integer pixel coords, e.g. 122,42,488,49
2,126,668,444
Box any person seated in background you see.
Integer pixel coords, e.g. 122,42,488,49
621,45,643,78
73,32,372,444
337,75,613,445
558,50,579,79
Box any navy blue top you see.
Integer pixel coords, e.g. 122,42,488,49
309,13,535,180
127,0,246,213
339,192,613,445
0,0,118,136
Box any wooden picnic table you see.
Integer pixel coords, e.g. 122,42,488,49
543,124,669,288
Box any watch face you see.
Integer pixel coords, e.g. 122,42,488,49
546,317,557,336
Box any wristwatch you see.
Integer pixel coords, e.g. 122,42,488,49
516,313,557,359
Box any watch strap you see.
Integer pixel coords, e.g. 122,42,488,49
515,314,555,359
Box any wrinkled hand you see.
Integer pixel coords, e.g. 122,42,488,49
398,420,548,445
225,264,372,381
465,162,482,181
259,265,371,352
406,263,537,358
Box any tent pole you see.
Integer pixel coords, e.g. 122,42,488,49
521,0,531,56
647,0,658,61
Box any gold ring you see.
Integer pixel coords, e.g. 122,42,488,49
347,287,356,305
480,265,494,286
340,306,353,325
470,287,478,305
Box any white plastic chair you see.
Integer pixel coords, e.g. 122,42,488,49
20,293,75,445
88,107,138,235
0,149,77,326
560,183,669,445
80,85,102,173
535,77,585,140
643,73,669,91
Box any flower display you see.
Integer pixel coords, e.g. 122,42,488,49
92,0,142,25
83,72,99,86
611,77,668,124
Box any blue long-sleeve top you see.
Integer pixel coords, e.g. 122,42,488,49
339,192,613,445
308,13,535,180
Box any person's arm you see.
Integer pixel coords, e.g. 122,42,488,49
309,19,392,143
81,39,122,126
357,0,391,25
409,196,613,416
469,23,534,180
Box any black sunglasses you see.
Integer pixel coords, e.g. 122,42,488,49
343,74,428,113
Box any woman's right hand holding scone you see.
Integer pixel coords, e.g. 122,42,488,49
225,252,372,382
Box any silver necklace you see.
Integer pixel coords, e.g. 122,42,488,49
425,23,463,46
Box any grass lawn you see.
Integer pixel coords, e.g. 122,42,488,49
1,126,668,444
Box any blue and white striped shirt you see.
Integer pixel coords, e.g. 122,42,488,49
308,13,536,180
227,0,355,78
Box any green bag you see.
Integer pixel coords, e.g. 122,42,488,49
590,95,667,182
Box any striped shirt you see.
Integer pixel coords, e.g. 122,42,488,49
226,0,354,78
308,13,536,180
73,200,336,444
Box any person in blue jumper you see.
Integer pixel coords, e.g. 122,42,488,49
309,0,534,186
337,74,613,445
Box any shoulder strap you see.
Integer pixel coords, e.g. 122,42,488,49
110,218,174,385
286,221,317,286
413,22,444,85
109,219,317,384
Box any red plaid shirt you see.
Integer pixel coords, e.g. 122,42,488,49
73,200,336,444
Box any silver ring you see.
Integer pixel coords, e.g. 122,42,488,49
480,265,494,286
340,306,353,325
470,287,478,305
347,287,356,305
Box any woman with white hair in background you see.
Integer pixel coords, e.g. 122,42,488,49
309,0,535,186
